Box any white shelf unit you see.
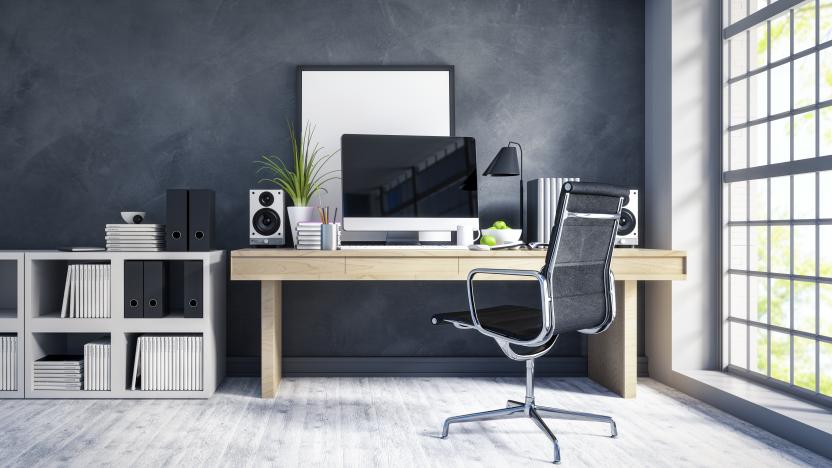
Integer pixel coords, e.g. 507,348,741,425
0,252,24,398
24,250,226,399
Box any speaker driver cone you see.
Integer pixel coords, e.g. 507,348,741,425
253,208,280,236
617,208,636,236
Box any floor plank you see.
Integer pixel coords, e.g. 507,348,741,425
0,377,826,467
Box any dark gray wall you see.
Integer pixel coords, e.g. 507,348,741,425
0,0,644,366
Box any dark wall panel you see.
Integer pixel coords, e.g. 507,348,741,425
0,0,645,361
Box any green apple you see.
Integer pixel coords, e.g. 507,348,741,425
480,235,497,246
493,220,508,230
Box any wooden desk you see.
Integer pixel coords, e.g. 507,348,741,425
230,248,686,399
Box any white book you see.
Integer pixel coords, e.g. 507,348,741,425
2,337,7,391
1,337,6,391
131,338,142,391
197,336,203,391
165,337,172,391
105,265,111,318
83,343,89,390
141,336,148,391
95,345,104,390
60,267,71,318
544,179,551,243
540,180,546,241
97,265,103,319
185,337,191,391
105,345,110,391
68,265,76,318
148,337,154,391
172,336,182,390
80,265,87,319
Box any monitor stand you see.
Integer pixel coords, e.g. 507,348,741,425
384,231,451,245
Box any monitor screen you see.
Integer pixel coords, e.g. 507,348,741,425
341,134,477,218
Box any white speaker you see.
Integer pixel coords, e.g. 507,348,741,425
249,189,285,246
615,190,639,246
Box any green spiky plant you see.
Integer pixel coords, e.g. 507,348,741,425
255,121,340,206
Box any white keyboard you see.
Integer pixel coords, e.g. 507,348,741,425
340,245,470,250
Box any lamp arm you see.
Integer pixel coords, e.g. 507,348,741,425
509,141,524,242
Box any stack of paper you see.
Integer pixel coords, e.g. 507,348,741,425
105,224,165,251
83,340,111,391
526,177,581,244
33,355,83,390
60,264,111,318
0,335,17,391
296,222,322,250
131,335,203,391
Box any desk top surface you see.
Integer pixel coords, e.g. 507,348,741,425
231,247,686,258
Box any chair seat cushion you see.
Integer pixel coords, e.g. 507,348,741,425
432,305,543,341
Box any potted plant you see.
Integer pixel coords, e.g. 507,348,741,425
256,121,340,245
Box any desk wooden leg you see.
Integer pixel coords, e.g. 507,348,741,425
261,280,282,399
588,280,637,398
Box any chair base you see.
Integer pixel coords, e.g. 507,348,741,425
440,398,617,464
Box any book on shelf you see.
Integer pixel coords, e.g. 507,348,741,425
132,335,203,391
1,335,17,391
60,264,111,318
84,339,111,391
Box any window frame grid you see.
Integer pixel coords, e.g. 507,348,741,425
723,0,832,408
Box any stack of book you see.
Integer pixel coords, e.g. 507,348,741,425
33,355,84,391
0,335,17,391
83,339,111,391
526,177,581,244
131,335,203,391
105,224,165,251
296,222,322,250
60,264,111,318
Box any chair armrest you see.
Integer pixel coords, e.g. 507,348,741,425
466,268,553,347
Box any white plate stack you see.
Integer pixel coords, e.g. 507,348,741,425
105,224,165,251
83,339,111,391
33,355,84,391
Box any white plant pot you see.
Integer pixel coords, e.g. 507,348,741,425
287,206,318,246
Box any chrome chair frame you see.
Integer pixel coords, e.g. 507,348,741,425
440,192,623,464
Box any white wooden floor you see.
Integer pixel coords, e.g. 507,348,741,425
0,377,827,467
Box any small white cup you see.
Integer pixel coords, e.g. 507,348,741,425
456,225,480,246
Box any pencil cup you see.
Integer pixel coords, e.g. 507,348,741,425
321,223,339,250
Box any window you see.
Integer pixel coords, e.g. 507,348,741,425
724,0,832,405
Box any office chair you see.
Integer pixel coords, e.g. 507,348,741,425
431,181,628,464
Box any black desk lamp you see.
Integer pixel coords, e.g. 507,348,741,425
483,141,524,241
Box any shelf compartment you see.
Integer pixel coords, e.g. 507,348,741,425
0,261,17,319
124,260,204,319
28,260,112,319
124,333,203,392
28,332,111,395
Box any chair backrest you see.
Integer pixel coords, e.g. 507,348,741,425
541,182,628,335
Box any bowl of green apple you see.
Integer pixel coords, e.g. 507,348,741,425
480,220,522,246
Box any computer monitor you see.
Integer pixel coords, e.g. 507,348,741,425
341,134,479,242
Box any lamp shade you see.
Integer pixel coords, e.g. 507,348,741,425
483,146,520,176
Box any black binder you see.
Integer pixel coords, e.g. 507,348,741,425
188,189,214,251
166,189,189,251
143,261,168,318
124,261,144,318
183,261,203,318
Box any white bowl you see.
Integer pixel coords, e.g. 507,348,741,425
481,228,522,244
121,211,146,224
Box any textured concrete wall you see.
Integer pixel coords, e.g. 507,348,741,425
0,0,645,362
